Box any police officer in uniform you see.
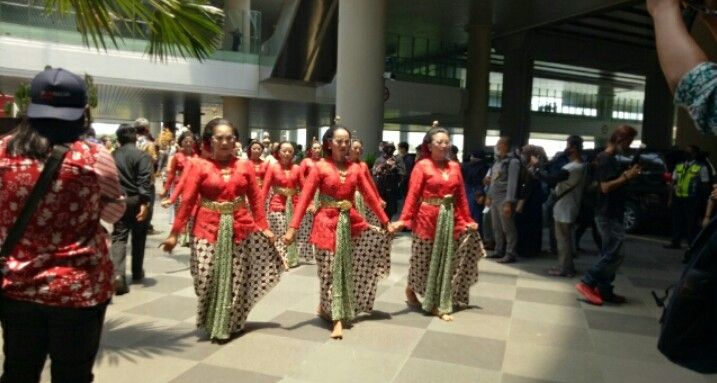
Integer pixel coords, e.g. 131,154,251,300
665,145,711,249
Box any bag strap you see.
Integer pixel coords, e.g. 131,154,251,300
0,144,69,260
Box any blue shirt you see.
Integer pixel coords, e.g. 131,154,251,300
675,62,717,135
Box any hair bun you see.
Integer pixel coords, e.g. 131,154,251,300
432,121,439,128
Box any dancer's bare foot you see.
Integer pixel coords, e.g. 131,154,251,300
432,308,454,321
330,320,343,339
405,287,420,308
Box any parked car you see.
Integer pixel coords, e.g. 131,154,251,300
615,151,671,233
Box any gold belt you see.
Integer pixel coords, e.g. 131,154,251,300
273,186,298,197
200,197,246,214
320,199,353,211
421,195,454,206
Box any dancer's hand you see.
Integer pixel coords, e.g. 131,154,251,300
307,204,317,214
386,223,396,236
262,229,276,243
381,200,387,209
161,234,178,253
284,227,297,245
160,198,172,208
502,202,513,219
389,220,405,233
466,222,479,232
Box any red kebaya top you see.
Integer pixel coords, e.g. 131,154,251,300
171,157,268,244
249,158,268,186
299,157,322,186
399,158,475,241
164,151,196,192
357,161,381,199
261,162,301,212
290,159,389,251
167,156,198,204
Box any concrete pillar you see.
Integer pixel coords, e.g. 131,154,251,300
223,0,252,53
596,79,615,148
162,97,177,133
642,55,674,150
183,97,201,135
306,104,321,148
336,0,386,156
223,96,250,145
497,32,533,148
464,0,492,153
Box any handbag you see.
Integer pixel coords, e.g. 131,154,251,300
0,144,69,275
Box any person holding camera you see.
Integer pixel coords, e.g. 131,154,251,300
576,125,641,306
372,141,406,219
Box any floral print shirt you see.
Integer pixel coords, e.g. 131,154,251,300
675,62,717,135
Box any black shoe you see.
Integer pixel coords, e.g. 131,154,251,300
497,255,517,264
663,243,681,250
114,276,129,295
131,270,145,283
147,229,162,235
485,253,504,259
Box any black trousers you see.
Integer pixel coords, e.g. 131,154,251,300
0,298,108,383
671,197,700,247
110,196,148,279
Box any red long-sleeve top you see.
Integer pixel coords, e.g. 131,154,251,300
163,151,196,192
171,158,268,244
290,159,389,251
299,157,322,186
261,162,301,212
399,158,475,241
249,158,268,186
167,157,197,204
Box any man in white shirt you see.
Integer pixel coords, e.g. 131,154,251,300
531,135,585,277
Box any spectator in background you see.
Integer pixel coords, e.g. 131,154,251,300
542,149,570,254
373,141,406,219
101,135,115,153
665,144,711,250
530,135,586,277
111,124,154,295
396,141,416,196
485,136,521,263
134,118,159,235
516,145,548,258
0,68,125,382
576,125,641,306
461,149,490,234
449,145,459,162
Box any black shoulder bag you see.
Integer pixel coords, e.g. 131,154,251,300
0,145,69,275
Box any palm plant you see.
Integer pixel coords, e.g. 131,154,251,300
44,0,225,61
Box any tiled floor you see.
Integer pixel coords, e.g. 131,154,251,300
23,205,716,382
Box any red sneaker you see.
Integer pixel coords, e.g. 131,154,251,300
576,282,603,306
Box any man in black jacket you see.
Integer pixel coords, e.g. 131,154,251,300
110,124,154,295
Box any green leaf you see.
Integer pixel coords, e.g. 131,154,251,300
43,0,224,62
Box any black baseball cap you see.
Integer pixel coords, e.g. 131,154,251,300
27,68,87,121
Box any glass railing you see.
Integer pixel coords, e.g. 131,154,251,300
259,0,300,69
0,0,261,64
612,97,644,121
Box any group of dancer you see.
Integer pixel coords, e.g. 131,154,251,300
159,117,484,342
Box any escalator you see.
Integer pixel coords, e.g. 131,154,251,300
264,0,338,84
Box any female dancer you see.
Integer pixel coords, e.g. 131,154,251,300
348,138,384,226
262,142,302,268
161,119,283,342
390,124,483,321
284,126,395,339
160,131,197,224
296,139,323,259
247,139,268,187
